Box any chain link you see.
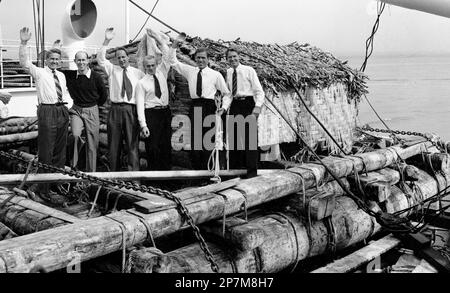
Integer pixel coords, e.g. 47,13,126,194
0,150,220,273
357,126,447,153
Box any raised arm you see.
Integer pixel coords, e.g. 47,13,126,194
146,29,170,76
96,28,115,76
167,39,195,79
19,27,39,78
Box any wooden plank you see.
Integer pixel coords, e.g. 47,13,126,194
134,179,240,214
0,193,81,223
311,235,401,273
0,170,275,185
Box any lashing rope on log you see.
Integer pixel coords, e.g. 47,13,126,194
0,150,221,273
207,95,225,183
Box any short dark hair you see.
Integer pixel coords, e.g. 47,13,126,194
74,51,89,60
115,47,129,57
194,47,209,58
46,48,61,59
226,47,239,58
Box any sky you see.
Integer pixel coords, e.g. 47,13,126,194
1,0,450,57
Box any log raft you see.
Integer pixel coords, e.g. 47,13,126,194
0,142,438,273
130,168,448,273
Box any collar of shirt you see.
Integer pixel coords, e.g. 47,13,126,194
45,66,56,74
146,72,160,79
76,68,92,79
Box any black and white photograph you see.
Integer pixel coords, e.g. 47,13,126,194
0,0,449,280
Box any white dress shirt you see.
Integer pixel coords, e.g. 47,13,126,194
19,45,72,107
135,60,170,128
76,68,92,79
97,46,145,104
222,64,265,110
168,48,230,101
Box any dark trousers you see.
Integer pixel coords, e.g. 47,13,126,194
189,98,217,170
144,107,172,171
37,104,69,193
107,103,140,171
228,97,259,178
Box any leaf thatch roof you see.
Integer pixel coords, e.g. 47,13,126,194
106,37,368,102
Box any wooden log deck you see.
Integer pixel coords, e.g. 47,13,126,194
0,141,441,273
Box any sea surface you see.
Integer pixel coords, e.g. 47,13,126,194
341,54,450,141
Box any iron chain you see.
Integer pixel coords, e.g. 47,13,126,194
357,126,447,153
0,150,220,273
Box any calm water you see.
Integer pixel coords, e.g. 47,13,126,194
342,54,450,141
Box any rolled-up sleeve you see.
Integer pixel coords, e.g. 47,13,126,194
135,81,147,129
19,44,40,79
250,68,265,108
97,46,114,76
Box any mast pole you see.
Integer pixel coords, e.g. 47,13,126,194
125,0,130,43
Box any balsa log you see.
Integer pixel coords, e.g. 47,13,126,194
0,143,433,273
385,166,449,216
0,191,79,235
0,131,38,144
407,153,450,174
130,196,380,273
0,125,38,135
131,168,449,273
0,117,37,128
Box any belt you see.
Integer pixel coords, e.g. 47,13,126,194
41,102,68,106
112,102,135,106
233,96,254,101
149,105,169,110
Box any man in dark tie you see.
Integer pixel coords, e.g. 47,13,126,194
219,48,265,178
135,55,172,170
97,28,145,171
19,27,73,196
169,41,231,170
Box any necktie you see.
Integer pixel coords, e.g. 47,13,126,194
52,70,63,103
153,74,162,99
232,68,238,97
196,69,203,98
121,68,133,101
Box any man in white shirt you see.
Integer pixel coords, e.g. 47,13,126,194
219,48,265,178
19,27,72,195
97,28,145,171
170,41,231,170
135,55,172,171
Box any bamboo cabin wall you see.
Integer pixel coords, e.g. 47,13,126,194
260,84,357,154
